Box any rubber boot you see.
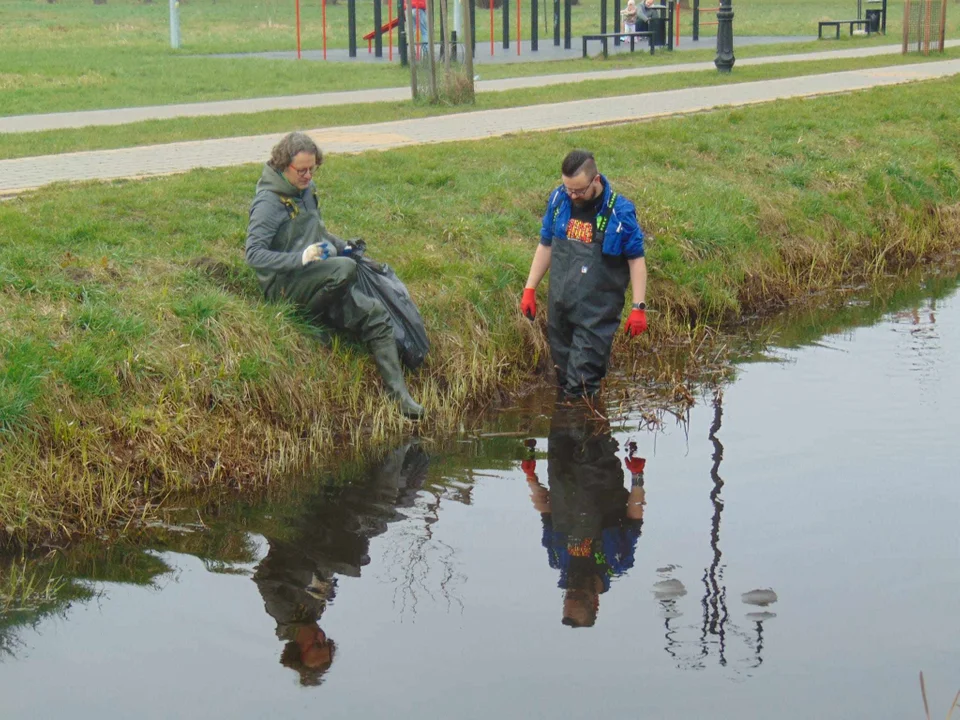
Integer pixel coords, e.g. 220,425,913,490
371,339,424,420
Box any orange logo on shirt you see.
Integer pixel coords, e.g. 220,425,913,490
566,218,593,244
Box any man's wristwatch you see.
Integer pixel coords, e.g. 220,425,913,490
632,302,646,310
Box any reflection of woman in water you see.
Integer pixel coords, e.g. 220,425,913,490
523,402,646,628
252,443,429,685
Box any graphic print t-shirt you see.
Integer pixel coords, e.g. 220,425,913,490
566,195,603,244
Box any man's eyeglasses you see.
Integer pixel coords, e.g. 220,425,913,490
290,165,318,178
563,175,596,198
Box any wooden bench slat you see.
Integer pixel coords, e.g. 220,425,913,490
818,19,873,39
582,31,655,58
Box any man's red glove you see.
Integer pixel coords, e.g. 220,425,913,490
625,309,647,336
624,456,646,474
521,458,537,478
520,288,537,320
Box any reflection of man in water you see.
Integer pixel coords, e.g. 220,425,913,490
252,443,429,685
522,403,646,628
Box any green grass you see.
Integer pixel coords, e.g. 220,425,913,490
2,76,960,547
1,0,958,116
3,47,960,159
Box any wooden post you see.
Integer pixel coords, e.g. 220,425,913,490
517,0,521,54
938,0,947,50
901,0,910,53
441,0,452,78
462,0,475,99
427,0,439,100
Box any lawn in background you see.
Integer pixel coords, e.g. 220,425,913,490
2,0,958,114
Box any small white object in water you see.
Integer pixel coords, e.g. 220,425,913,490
652,578,687,600
745,611,778,622
741,588,778,606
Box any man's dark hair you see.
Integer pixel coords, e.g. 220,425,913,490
280,637,337,687
268,131,324,172
562,150,598,179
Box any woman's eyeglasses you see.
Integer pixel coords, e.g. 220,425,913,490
290,165,318,178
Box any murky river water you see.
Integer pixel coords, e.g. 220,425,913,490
2,276,959,719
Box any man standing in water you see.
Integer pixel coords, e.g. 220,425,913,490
245,131,423,419
520,150,648,398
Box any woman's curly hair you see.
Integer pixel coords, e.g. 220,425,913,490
268,131,324,172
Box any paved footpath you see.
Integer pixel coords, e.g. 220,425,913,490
2,56,960,196
4,42,958,135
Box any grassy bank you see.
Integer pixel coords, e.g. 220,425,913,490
2,76,960,548
2,0,958,116
4,48,960,160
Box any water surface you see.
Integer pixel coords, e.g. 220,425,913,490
2,278,959,719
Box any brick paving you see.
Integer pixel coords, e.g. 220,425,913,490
2,56,959,196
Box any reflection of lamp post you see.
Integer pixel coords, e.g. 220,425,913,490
700,391,728,664
714,0,734,73
656,390,773,671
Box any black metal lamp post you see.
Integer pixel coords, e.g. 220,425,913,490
714,0,734,73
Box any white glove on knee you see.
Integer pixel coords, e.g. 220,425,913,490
302,241,335,265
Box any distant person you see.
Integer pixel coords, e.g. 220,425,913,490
621,0,639,39
406,0,428,42
521,402,646,627
636,0,658,31
245,131,423,419
520,149,649,399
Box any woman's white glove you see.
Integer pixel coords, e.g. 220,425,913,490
302,241,335,265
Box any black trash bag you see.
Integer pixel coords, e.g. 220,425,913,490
351,242,430,370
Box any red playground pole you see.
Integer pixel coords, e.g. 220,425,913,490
322,0,328,59
388,0,394,60
516,0,520,54
295,0,302,59
490,0,494,55
675,2,680,46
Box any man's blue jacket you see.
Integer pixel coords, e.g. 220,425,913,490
539,175,645,259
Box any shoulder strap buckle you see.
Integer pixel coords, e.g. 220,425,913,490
594,191,617,243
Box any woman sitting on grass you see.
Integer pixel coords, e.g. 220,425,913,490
244,131,424,420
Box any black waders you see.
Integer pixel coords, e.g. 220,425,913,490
547,234,629,398
273,260,424,420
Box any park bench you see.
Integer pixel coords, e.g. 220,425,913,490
818,19,873,39
582,31,655,58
